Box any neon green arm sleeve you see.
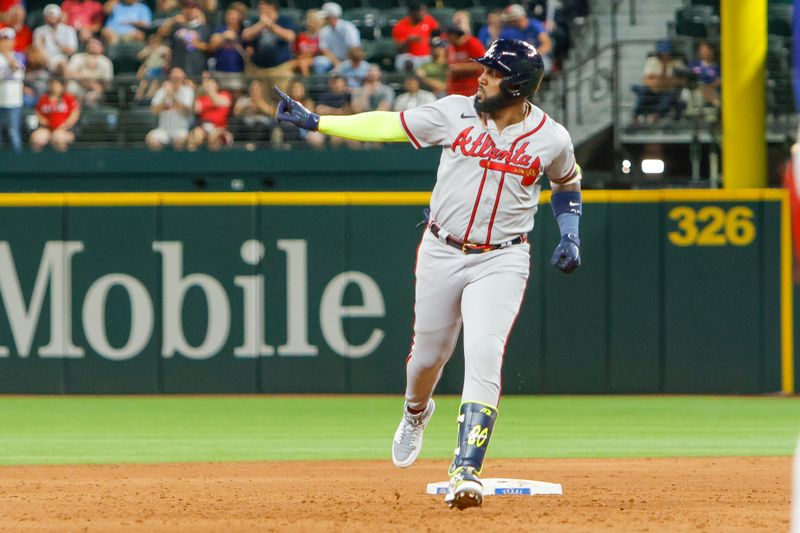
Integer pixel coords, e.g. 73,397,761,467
317,112,410,143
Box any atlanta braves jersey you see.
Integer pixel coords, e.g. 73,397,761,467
399,94,580,244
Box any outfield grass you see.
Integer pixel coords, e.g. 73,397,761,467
0,396,798,465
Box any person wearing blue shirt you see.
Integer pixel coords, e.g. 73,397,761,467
102,0,152,45
241,0,297,92
209,3,247,92
688,41,720,108
477,9,503,48
332,47,370,90
498,4,552,72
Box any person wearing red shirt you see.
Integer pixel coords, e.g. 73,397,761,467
391,1,438,73
0,5,32,52
31,77,81,151
61,0,105,45
188,75,233,151
444,25,485,96
292,9,323,76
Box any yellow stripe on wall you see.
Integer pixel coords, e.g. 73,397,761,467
0,189,787,206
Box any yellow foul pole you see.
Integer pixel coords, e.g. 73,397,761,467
721,0,767,188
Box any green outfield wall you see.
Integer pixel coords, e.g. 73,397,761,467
0,190,791,394
0,149,441,192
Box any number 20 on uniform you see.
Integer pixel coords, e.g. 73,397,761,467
667,205,756,247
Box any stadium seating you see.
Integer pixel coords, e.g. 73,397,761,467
466,5,488,33
767,4,793,38
108,41,147,75
79,106,120,146
378,7,408,37
343,7,381,40
766,35,794,116
122,106,158,145
280,7,304,27
428,7,456,30
674,6,718,39
363,37,398,71
689,0,719,12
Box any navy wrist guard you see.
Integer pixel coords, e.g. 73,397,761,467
551,190,582,217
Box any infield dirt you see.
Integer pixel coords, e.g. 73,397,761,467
0,457,790,532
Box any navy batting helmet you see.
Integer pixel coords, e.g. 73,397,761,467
474,39,545,98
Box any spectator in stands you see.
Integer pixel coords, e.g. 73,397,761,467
393,75,436,112
242,0,296,92
0,27,24,152
391,1,438,73
352,64,394,113
159,0,211,80
444,25,484,97
61,0,104,46
499,4,553,72
332,46,369,90
135,33,170,101
30,77,80,151
196,0,217,22
292,9,323,77
451,10,472,36
102,0,152,46
231,79,274,147
146,66,194,150
478,9,503,48
187,74,232,151
23,46,49,107
688,41,720,108
0,5,32,53
33,5,78,76
66,37,113,107
314,2,359,75
209,2,247,92
0,0,18,17
416,36,447,97
539,0,574,71
309,72,359,149
632,40,686,123
152,0,181,29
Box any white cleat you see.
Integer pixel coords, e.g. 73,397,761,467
391,400,435,468
445,467,483,510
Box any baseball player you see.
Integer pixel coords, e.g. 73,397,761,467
274,39,581,509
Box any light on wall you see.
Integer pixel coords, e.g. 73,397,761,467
641,159,665,174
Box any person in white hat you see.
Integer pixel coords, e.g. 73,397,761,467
0,27,25,152
313,2,360,74
32,4,78,75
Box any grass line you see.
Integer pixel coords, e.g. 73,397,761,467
0,396,798,465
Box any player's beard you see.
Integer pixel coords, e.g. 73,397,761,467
473,92,520,114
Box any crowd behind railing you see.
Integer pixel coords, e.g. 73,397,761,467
0,0,590,151
624,0,794,134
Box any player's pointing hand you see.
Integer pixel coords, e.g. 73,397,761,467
551,234,581,274
273,86,320,131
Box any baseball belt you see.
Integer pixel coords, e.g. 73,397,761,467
428,222,528,255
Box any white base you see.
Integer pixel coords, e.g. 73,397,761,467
427,478,563,496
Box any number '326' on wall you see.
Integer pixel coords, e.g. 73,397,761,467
667,206,756,246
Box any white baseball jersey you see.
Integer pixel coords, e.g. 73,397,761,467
400,94,580,244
